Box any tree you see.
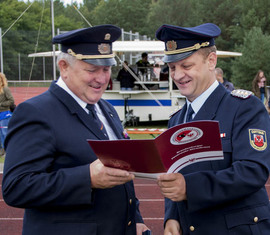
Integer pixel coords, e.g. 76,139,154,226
231,27,270,90
91,0,151,36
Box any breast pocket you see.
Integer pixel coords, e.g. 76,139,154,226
225,204,270,235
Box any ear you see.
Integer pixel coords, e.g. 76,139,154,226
207,52,217,71
58,60,69,78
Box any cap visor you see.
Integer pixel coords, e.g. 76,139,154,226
83,58,116,66
163,51,195,63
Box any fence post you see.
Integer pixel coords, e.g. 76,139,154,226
0,28,3,73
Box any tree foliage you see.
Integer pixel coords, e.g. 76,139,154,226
0,0,270,89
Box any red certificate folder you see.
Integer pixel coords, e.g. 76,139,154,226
88,121,223,179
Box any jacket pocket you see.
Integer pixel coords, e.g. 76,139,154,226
225,204,270,234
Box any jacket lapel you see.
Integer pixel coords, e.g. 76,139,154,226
98,100,123,139
193,84,227,121
49,82,107,140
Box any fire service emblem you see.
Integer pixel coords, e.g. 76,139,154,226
170,127,203,145
249,129,267,151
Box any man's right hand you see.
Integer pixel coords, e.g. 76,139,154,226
164,219,181,235
90,159,134,189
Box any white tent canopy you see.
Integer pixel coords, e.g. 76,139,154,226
28,40,242,58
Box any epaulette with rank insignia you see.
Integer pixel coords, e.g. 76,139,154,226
231,89,254,99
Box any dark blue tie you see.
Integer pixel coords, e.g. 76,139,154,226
86,104,108,137
186,105,194,122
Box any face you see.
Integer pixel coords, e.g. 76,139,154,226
59,59,111,104
168,51,217,102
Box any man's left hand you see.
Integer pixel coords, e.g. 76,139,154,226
157,173,187,201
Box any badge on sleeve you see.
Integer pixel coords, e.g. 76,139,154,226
249,129,267,151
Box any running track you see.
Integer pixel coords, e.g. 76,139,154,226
1,87,165,234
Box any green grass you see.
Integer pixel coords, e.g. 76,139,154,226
0,156,5,163
129,134,159,139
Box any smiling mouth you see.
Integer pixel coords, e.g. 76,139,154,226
90,85,102,89
179,80,191,85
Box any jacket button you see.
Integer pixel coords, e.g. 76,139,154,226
129,199,132,204
190,226,195,231
254,217,258,223
128,221,132,226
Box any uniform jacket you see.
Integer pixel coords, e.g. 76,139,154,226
2,81,143,235
222,79,234,92
165,84,270,235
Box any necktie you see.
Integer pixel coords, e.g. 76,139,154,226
186,105,194,122
86,104,108,137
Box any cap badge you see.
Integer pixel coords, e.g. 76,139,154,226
98,43,111,54
166,40,177,51
105,33,111,40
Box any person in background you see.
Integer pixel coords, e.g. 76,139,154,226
215,67,234,91
0,72,14,156
116,61,136,90
136,52,151,75
2,25,149,235
252,69,267,103
153,63,161,80
156,23,270,235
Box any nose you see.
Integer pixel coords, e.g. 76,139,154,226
95,69,110,84
172,67,185,81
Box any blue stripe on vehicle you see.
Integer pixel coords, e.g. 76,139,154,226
106,99,171,106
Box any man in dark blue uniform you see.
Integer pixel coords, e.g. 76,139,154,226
156,23,270,234
2,25,149,235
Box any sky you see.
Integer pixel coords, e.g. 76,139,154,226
60,0,83,6
22,0,84,6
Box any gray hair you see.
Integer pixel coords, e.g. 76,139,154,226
56,52,77,70
215,67,223,76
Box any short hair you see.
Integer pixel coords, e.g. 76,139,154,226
197,45,217,61
142,52,148,58
56,52,77,70
215,67,223,76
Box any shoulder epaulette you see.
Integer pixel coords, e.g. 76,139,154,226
231,89,254,99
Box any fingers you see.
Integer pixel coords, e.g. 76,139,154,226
157,173,187,201
164,219,181,235
90,159,134,189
